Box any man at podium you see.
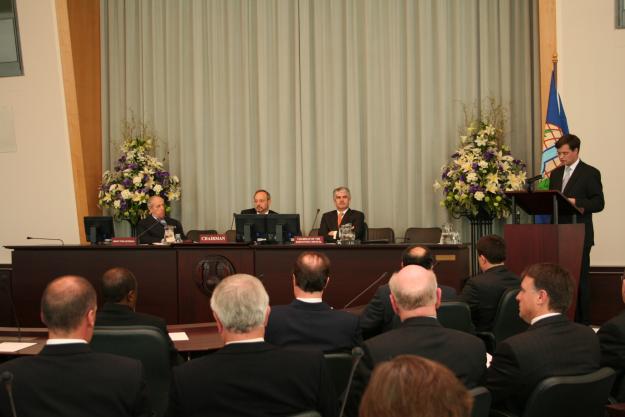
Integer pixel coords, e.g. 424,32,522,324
549,134,604,324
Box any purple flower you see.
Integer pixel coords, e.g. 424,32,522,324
483,151,494,161
122,178,132,187
129,163,138,170
472,162,479,170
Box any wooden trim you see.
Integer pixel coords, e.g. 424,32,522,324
55,0,102,243
538,0,558,125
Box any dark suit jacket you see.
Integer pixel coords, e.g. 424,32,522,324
319,208,365,242
168,342,338,417
549,160,604,247
359,283,457,340
240,208,278,214
0,343,150,417
95,302,181,365
265,299,362,352
457,265,520,332
598,309,625,401
346,316,486,417
136,216,185,244
486,314,600,414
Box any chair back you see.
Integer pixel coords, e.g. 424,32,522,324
437,301,474,333
522,367,616,417
491,288,527,343
91,325,171,417
404,227,442,243
365,227,395,243
324,352,353,402
309,228,320,236
469,386,491,417
287,412,322,417
186,229,218,242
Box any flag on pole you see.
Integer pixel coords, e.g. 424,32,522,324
540,70,569,178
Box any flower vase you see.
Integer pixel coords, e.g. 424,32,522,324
466,207,494,275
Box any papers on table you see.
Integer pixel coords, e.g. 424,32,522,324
168,332,189,341
0,342,37,353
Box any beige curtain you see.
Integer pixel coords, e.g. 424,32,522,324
102,0,537,237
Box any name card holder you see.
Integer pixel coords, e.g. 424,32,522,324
112,237,138,246
293,236,325,245
199,234,228,244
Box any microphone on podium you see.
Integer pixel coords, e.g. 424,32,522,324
339,346,365,417
26,236,64,245
343,272,389,309
310,208,321,234
136,217,165,243
1,371,18,417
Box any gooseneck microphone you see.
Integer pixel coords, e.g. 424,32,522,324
339,346,365,417
26,236,64,246
343,272,389,309
526,174,543,184
136,217,164,243
1,371,18,417
310,208,321,234
230,212,236,231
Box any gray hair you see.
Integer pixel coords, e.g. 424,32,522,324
333,186,351,198
147,195,163,209
388,266,438,310
210,274,269,333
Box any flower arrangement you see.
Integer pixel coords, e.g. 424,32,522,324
434,102,527,219
98,119,181,225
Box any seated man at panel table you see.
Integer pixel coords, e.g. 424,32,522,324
0,275,150,417
598,270,625,401
95,266,181,365
168,274,338,417
359,245,457,339
136,195,185,244
319,186,366,242
486,263,600,415
457,234,520,332
241,189,278,215
265,251,362,352
345,265,486,417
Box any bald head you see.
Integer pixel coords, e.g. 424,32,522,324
389,265,438,311
293,251,330,292
41,275,97,333
101,267,137,304
401,245,434,269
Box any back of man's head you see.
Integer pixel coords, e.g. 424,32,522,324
389,265,438,311
101,267,137,303
210,274,269,333
523,263,573,313
476,235,506,264
41,275,97,333
402,245,435,269
293,251,330,293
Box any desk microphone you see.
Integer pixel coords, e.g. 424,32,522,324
526,174,543,184
339,346,364,417
1,371,17,417
230,212,236,232
310,208,321,234
343,272,389,309
26,236,64,246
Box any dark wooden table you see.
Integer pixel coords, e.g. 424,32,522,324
6,243,470,325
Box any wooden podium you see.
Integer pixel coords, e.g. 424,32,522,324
504,190,584,319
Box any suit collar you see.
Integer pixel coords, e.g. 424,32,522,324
101,302,133,313
528,313,568,329
216,341,277,355
290,299,331,311
400,316,441,328
40,343,92,356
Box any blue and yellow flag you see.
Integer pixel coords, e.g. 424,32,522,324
540,70,569,178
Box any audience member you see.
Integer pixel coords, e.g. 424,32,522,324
359,355,472,417
136,195,185,244
0,276,150,417
95,267,181,365
241,189,277,214
457,234,520,331
486,263,600,415
359,245,457,339
168,274,337,417
346,265,486,417
598,271,625,400
266,251,361,352
319,186,366,242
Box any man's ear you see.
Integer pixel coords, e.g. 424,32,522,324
435,287,442,309
263,306,271,327
390,293,400,315
213,312,224,333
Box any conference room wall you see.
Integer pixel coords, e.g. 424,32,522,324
0,0,80,264
557,0,625,266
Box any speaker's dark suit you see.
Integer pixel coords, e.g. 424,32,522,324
95,302,181,365
346,316,486,417
598,309,625,401
457,265,520,331
359,283,457,340
486,314,600,415
549,160,604,323
240,208,278,214
266,299,362,352
319,208,365,242
168,342,338,417
136,216,185,244
0,343,150,417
